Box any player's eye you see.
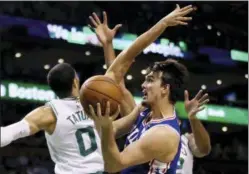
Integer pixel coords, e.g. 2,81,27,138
147,78,153,82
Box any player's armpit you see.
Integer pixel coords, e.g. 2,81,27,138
24,106,56,135
187,133,209,158
108,126,180,172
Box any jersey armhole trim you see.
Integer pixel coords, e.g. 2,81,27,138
48,102,58,117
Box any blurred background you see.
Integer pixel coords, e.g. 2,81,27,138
0,1,248,174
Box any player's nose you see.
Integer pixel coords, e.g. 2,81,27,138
141,82,146,89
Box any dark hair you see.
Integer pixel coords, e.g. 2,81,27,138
47,63,76,98
148,59,189,104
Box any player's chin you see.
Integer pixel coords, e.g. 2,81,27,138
141,100,150,107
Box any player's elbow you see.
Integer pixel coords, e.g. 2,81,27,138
199,143,212,156
202,143,212,155
105,70,122,84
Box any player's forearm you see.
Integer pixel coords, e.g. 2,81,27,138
101,125,124,173
106,18,168,84
113,106,140,138
119,89,136,117
1,119,31,147
102,42,126,92
103,43,136,116
189,116,211,155
103,43,116,68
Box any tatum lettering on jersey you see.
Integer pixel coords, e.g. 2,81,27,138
67,110,88,125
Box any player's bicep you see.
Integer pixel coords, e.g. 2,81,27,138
120,139,153,168
24,106,55,135
119,126,180,169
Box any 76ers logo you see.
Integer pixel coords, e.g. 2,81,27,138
126,127,146,144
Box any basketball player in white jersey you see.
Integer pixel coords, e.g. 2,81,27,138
176,90,211,174
0,64,106,174
0,63,134,174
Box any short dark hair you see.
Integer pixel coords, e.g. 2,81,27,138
148,59,189,104
47,63,76,98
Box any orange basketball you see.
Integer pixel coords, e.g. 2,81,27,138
80,75,123,116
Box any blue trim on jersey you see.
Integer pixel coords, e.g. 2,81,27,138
121,108,181,174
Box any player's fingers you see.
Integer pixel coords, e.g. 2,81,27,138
176,4,180,10
103,11,108,25
112,105,120,120
176,16,192,21
89,16,98,27
105,101,110,116
88,24,96,32
197,106,205,112
179,5,192,12
199,99,209,107
184,90,189,101
92,12,101,24
176,21,188,25
113,24,122,32
194,90,203,100
97,103,102,116
89,105,97,118
198,93,209,103
178,8,194,17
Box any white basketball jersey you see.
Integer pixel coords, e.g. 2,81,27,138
45,98,104,174
176,134,194,174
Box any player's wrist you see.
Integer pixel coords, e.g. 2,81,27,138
161,18,170,28
101,122,113,132
102,41,113,47
188,114,198,120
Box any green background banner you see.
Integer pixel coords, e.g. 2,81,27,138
1,81,248,126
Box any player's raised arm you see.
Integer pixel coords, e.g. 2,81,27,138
1,106,55,147
184,90,211,156
105,4,194,84
89,11,136,115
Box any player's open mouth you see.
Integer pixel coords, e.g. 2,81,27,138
142,90,148,99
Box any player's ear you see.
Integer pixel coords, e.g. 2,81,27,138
73,78,78,88
161,84,170,95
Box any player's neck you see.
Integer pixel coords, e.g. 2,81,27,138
71,89,80,98
150,99,174,119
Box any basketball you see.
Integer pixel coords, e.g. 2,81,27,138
79,75,123,116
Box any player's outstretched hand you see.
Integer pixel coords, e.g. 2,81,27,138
89,101,120,128
163,4,195,27
184,90,209,119
89,11,122,45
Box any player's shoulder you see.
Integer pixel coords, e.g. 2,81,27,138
32,103,54,118
38,105,54,114
143,125,180,144
25,105,56,129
